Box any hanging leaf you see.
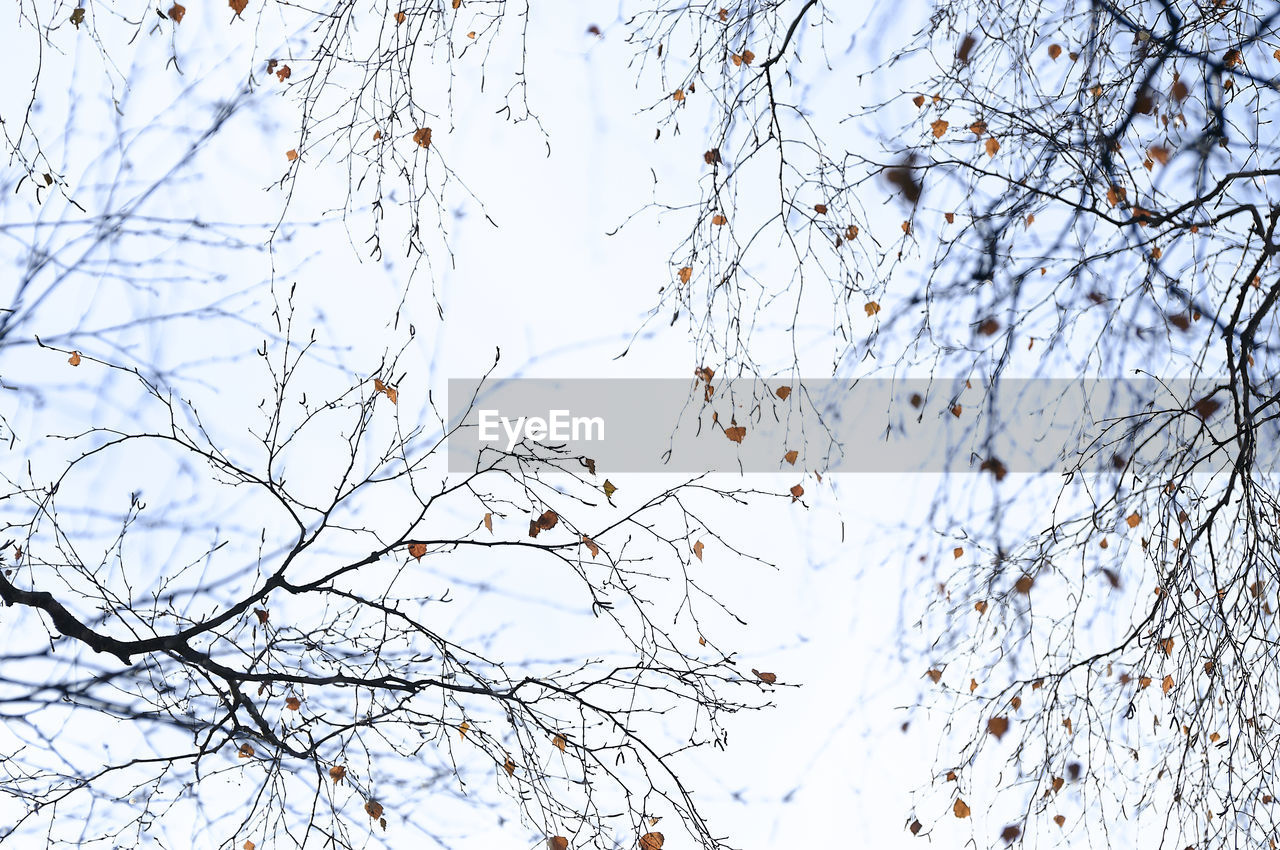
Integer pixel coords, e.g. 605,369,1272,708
693,540,704,561
329,764,346,783
549,839,569,850
553,734,567,753
953,798,971,818
987,716,1009,740
169,3,186,22
408,543,427,560
484,512,493,532
285,696,301,711
365,800,384,819
790,484,804,502
229,0,247,15
68,351,82,366
639,832,665,850
1048,43,1062,60
459,721,469,739
784,450,799,465
413,127,432,148
503,757,516,777
930,119,949,138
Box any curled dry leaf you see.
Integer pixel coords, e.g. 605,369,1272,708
751,668,777,684
724,425,746,443
365,800,384,820
639,832,665,850
582,536,600,558
790,484,804,502
953,798,971,818
408,543,427,561
285,696,301,711
553,734,567,753
529,510,559,538
784,450,798,465
253,608,269,625
549,839,569,850
328,764,346,783
692,540,704,561
68,351,81,366
238,743,255,758
169,3,186,22
413,127,432,148
678,266,692,283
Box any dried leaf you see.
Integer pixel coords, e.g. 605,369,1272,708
169,3,186,22
68,351,81,366
484,512,493,532
1162,674,1174,694
285,696,301,711
711,213,728,226
1048,43,1062,60
582,536,600,558
693,540,704,561
503,757,516,776
329,764,346,783
864,301,881,316
985,137,1000,157
953,798,971,818
751,668,777,684
238,743,255,758
553,734,567,753
724,425,746,443
930,119,949,138
408,542,427,560
678,266,692,284
1127,512,1141,528
229,0,247,15
987,716,1010,740
459,721,469,739
413,127,432,148
365,800,384,820
253,608,269,625
549,839,569,850
640,833,665,850
784,450,798,465
286,149,298,161
926,669,943,683
814,203,828,214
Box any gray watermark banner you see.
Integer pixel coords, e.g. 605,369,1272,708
446,378,1279,474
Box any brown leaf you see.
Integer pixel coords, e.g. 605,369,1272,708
244,841,256,850
1000,825,1021,843
169,3,186,22
413,127,432,148
238,743,255,758
703,148,721,164
253,608,269,625
693,540,704,561
229,0,247,15
784,450,798,465
503,757,515,776
751,668,777,684
394,10,406,23
987,716,1010,740
285,696,301,711
1162,674,1174,694
912,94,926,108
953,798,971,818
1014,575,1034,594
640,834,665,850
459,721,469,739
724,425,746,443
276,65,291,82
582,536,599,558
678,266,692,284
926,669,943,683
985,137,1000,157
930,119,949,138
909,820,923,835
969,120,987,136
974,600,988,614
329,764,346,783
365,800,383,820
711,213,728,226
944,212,955,223
977,317,1000,335
408,542,427,560
1149,145,1171,165
814,203,828,214
672,89,685,101
953,547,963,559
790,484,804,502
1053,815,1066,827
484,512,493,532
68,351,81,366
285,149,298,161
956,33,976,63
845,224,860,239
741,49,755,64
553,734,567,753
1126,512,1141,528
1048,43,1062,60
775,385,791,400
549,839,569,850
1161,637,1174,656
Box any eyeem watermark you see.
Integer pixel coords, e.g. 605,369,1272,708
478,409,605,451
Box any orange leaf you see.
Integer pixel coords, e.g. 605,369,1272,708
1126,512,1141,528
329,764,346,783
1162,674,1174,694
953,547,963,558
286,149,298,161
790,484,804,502
724,425,746,443
751,668,777,684
775,385,791,400
238,743,255,758
930,119,949,138
408,543,427,560
459,721,469,739
784,450,798,465
229,0,247,15
553,734,567,753
640,833,665,850
742,49,755,64
483,512,493,532
711,213,728,226
974,600,988,614
244,842,256,850
394,10,405,22
864,301,880,316
549,839,569,850
1048,43,1062,60
845,224,859,239
503,757,516,776
285,696,301,711
693,540,704,561
672,89,685,101
452,0,461,7
678,266,692,283
581,535,600,558
912,94,925,108
985,137,1000,157
169,3,186,22
944,212,955,223
953,798,971,818
276,65,291,81
1161,637,1174,655
68,351,81,366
